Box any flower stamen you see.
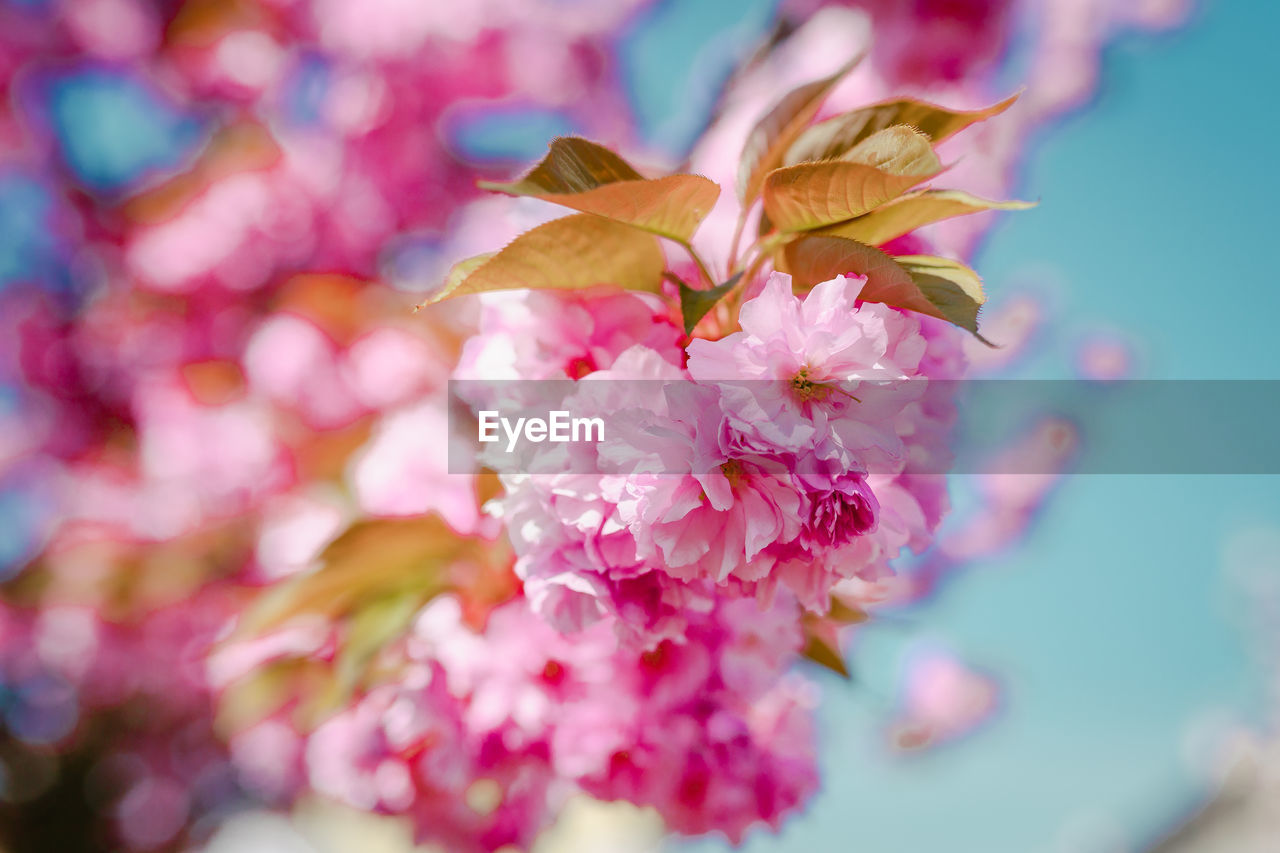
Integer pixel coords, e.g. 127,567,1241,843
790,366,831,402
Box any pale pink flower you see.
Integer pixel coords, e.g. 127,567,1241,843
455,289,682,382
498,469,705,644
243,314,365,430
414,596,634,778
348,397,483,535
305,660,553,853
132,373,290,532
607,382,805,585
889,645,1000,751
577,593,818,843
687,272,925,472
392,591,819,844
801,469,880,548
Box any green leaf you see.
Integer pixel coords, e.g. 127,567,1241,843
762,130,941,232
222,515,476,730
303,591,426,723
802,635,850,677
895,254,990,343
217,658,326,734
235,516,461,637
434,253,493,298
478,137,720,243
417,214,665,307
736,52,866,206
781,236,988,338
800,598,873,678
819,189,1034,246
785,92,1020,165
801,616,851,678
679,272,743,335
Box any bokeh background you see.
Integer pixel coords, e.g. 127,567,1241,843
693,2,1280,852
3,0,1279,851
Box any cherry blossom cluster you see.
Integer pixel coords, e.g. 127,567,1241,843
301,591,816,850
462,274,966,651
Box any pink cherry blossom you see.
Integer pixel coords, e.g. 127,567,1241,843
456,289,683,382
888,645,1000,751
687,272,926,472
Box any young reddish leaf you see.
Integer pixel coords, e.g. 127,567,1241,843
482,136,643,190
841,126,941,176
820,189,1034,246
679,271,743,335
781,236,988,338
782,233,918,295
417,214,664,307
478,137,720,243
756,208,774,238
827,597,871,624
785,92,1020,165
736,52,866,206
763,159,938,232
763,126,941,232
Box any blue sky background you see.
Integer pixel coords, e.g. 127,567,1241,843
613,0,1280,851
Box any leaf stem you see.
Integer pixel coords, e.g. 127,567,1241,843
662,270,691,289
724,252,770,328
681,241,717,289
728,209,749,273
736,231,786,281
